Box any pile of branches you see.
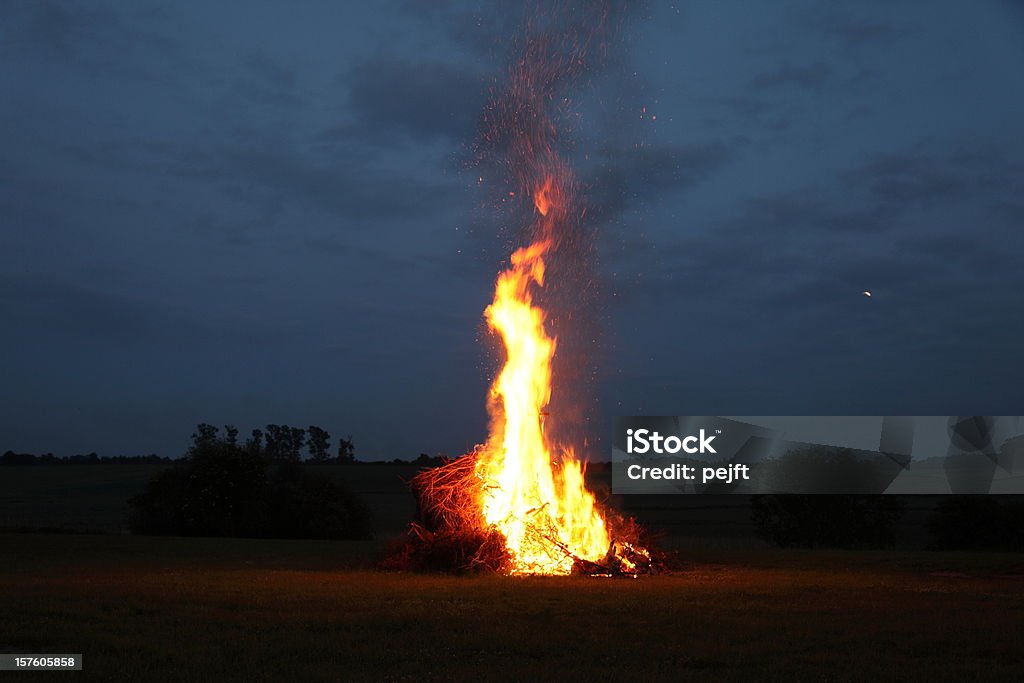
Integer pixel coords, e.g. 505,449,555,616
380,450,512,573
379,450,660,576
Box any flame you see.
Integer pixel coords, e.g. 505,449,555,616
533,177,554,217
473,179,612,575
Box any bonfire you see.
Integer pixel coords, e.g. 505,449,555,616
389,3,651,576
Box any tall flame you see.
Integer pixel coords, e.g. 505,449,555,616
473,177,611,575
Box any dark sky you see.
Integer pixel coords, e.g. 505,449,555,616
2,0,1023,459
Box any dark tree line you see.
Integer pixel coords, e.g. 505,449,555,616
1,451,173,465
1,422,358,465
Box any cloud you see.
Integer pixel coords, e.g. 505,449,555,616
1,1,181,77
222,146,461,222
752,62,832,90
714,96,772,118
843,153,965,203
0,274,153,342
0,272,275,351
231,51,301,106
606,137,1024,314
586,142,734,224
996,201,1024,224
1,1,115,59
326,58,488,144
302,236,425,273
843,145,1022,207
404,1,524,59
823,20,902,47
805,6,911,50
725,192,894,238
115,137,463,225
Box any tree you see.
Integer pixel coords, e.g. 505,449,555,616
285,426,306,462
307,426,332,463
246,428,264,453
264,424,284,460
266,424,306,462
191,423,219,451
337,435,355,463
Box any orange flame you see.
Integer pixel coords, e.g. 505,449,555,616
533,177,554,217
473,178,611,574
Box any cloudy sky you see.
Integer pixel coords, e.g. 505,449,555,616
2,0,1023,459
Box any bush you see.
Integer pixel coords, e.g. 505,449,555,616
264,466,372,539
128,467,191,536
1004,502,1024,550
751,495,905,548
927,497,1023,551
129,430,371,540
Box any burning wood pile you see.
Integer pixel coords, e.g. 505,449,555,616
383,450,654,576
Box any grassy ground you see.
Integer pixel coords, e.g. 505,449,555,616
2,533,1023,681
0,465,167,533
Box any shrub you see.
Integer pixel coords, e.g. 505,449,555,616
129,428,371,539
264,465,372,540
1004,501,1024,550
128,467,191,536
750,495,905,548
927,497,1023,551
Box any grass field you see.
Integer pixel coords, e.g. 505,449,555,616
2,533,1023,681
2,465,1020,679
